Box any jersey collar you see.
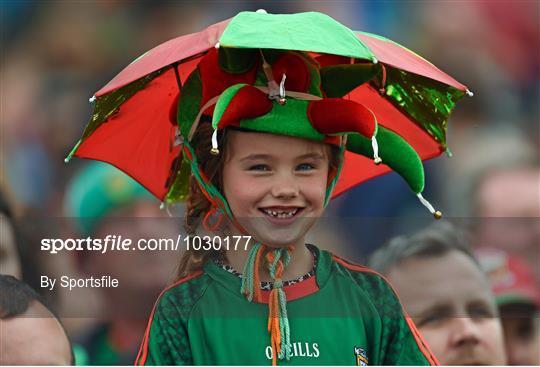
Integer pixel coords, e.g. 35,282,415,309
204,244,333,303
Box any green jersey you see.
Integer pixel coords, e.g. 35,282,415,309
136,246,437,365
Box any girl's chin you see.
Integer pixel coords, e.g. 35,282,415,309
245,227,309,249
229,215,317,248
255,240,300,249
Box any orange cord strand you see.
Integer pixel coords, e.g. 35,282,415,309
268,289,281,366
252,245,265,302
265,250,287,365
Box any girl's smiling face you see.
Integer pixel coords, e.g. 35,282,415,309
222,130,331,248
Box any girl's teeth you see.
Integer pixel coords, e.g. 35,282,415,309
264,209,298,218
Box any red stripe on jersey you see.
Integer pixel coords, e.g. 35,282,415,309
257,275,319,303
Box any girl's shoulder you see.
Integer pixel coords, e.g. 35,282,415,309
152,270,213,318
328,252,402,308
330,252,382,278
307,244,391,291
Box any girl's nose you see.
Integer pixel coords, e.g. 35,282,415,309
271,174,300,199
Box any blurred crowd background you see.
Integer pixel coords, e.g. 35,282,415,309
1,1,538,365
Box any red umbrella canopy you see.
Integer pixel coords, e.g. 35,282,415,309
67,10,470,204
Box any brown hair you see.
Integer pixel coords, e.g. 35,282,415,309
176,121,342,278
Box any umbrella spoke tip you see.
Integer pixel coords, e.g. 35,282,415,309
256,9,268,14
466,89,474,97
89,95,96,103
159,202,173,216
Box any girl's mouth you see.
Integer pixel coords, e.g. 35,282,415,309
259,207,304,223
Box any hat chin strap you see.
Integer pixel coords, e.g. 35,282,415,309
187,95,221,142
323,141,346,207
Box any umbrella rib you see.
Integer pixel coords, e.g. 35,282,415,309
173,62,183,92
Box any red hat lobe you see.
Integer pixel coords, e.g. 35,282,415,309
307,99,376,138
217,86,273,129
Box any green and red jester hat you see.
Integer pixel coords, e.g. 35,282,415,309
172,47,440,220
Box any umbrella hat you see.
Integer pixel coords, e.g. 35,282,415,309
66,9,470,214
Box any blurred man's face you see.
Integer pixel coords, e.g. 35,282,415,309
0,301,72,365
387,250,507,365
499,304,540,365
475,167,540,282
475,168,540,256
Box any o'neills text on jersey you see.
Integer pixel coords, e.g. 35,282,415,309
265,342,320,360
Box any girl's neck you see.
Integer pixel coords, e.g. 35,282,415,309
224,240,314,283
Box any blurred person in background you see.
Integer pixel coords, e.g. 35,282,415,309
440,125,539,280
441,126,537,218
0,186,50,299
369,221,507,365
474,165,539,218
473,164,540,280
0,274,74,365
476,248,540,365
63,161,179,364
0,188,22,278
536,316,540,365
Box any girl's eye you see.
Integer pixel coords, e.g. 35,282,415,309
248,164,270,171
296,163,315,171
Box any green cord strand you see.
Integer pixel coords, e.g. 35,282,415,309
278,287,292,360
241,242,262,301
268,247,293,361
268,248,282,278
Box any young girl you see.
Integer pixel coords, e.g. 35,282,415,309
135,48,439,365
